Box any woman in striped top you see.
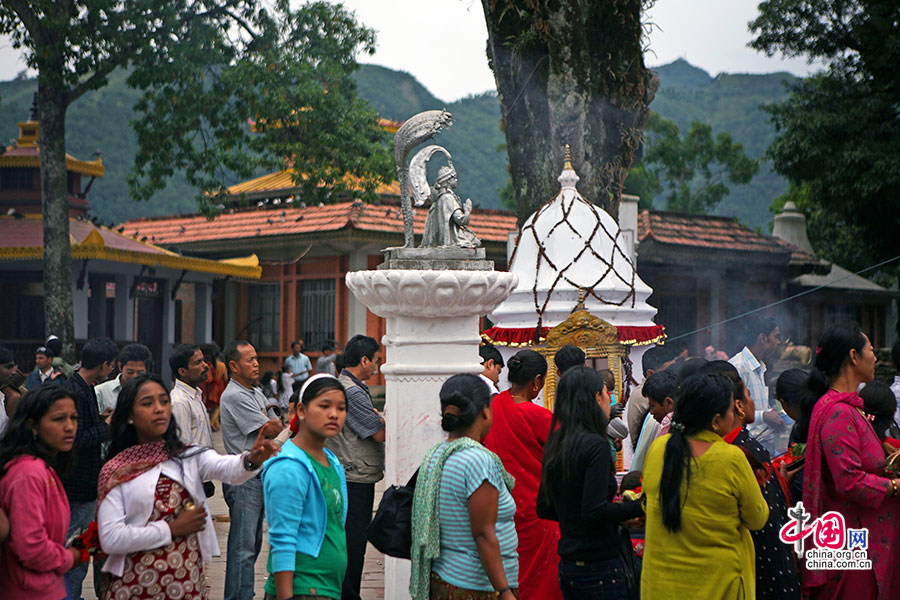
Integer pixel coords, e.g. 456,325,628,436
411,374,518,600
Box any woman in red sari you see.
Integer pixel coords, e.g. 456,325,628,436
484,349,562,600
803,322,900,600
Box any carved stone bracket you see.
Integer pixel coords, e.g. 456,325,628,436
346,269,518,319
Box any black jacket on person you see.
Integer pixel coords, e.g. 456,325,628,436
60,372,110,502
537,431,643,561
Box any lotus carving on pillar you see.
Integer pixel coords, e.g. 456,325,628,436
346,270,518,318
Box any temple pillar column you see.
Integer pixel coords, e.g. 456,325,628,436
346,266,517,600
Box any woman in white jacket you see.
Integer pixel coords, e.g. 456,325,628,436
96,374,280,600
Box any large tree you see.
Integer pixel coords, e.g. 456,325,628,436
481,0,658,224
750,0,900,283
0,0,393,360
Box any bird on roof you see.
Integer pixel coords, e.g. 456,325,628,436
267,217,274,225
179,225,186,234
299,201,307,209
295,215,304,222
6,208,24,219
385,208,391,217
141,236,148,242
256,228,261,236
351,199,362,208
116,225,126,232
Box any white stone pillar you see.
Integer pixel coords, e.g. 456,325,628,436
346,268,517,600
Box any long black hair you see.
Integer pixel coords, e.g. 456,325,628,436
699,360,745,406
807,321,868,397
776,368,815,442
542,366,609,492
439,374,492,433
0,385,76,476
106,374,187,461
659,373,734,533
860,382,896,441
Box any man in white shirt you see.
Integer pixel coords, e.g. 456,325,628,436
284,339,312,391
729,315,787,456
169,343,213,448
478,344,504,396
95,343,152,413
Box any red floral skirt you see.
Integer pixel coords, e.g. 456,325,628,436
104,475,206,600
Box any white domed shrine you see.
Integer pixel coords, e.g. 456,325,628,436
484,150,663,353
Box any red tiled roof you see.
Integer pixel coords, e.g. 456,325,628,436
0,216,169,255
119,202,520,245
637,209,819,263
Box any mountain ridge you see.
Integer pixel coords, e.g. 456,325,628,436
0,59,796,229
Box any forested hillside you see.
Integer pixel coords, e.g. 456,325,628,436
0,59,796,228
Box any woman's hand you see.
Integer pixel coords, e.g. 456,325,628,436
247,419,283,468
168,504,207,538
68,546,83,569
499,590,516,600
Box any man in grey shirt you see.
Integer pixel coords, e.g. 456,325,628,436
220,340,280,600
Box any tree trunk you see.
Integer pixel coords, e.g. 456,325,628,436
38,76,76,363
481,1,658,224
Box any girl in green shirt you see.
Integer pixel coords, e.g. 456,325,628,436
262,374,349,600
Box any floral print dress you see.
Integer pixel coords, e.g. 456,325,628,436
104,475,206,600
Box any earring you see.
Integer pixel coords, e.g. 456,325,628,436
127,419,133,425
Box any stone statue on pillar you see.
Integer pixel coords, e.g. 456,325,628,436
410,151,480,249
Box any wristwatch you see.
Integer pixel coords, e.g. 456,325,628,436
243,455,258,471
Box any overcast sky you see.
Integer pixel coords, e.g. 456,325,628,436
0,0,816,101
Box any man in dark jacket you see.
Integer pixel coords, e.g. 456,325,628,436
61,337,118,600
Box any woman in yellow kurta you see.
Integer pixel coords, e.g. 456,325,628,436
641,373,769,600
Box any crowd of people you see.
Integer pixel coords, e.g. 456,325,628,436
0,318,898,600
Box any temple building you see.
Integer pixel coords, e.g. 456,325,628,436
0,111,261,378
120,168,514,383
483,155,664,410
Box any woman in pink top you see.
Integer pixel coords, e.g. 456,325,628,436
803,322,900,600
0,385,82,599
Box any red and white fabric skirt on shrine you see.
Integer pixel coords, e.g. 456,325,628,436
104,475,207,600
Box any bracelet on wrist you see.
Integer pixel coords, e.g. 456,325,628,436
495,586,511,597
891,479,899,497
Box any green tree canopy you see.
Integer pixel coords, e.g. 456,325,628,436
0,0,392,359
624,113,758,213
750,0,900,281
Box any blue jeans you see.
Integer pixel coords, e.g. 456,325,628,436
223,477,265,600
558,557,628,600
65,500,101,600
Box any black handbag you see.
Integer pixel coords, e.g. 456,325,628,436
366,469,418,559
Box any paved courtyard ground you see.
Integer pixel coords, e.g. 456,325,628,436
83,430,386,599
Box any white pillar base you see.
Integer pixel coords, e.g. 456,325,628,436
346,269,517,600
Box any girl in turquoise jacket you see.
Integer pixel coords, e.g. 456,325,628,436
262,374,349,600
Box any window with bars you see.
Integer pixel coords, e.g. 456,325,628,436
300,279,335,351
248,283,281,352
